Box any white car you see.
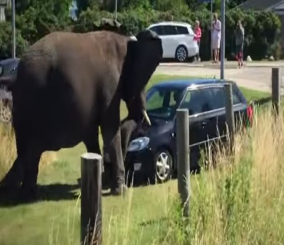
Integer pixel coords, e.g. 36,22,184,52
147,22,199,62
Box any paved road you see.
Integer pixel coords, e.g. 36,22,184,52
155,61,284,93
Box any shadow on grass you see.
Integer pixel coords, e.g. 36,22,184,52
0,183,79,207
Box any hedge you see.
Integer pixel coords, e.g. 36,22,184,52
0,7,282,61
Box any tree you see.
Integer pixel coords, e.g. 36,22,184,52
3,0,73,55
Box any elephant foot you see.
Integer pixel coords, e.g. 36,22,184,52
102,172,111,190
19,184,39,203
0,181,21,201
102,162,112,190
0,178,22,195
110,184,127,196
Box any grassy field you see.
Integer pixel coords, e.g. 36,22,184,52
0,74,275,245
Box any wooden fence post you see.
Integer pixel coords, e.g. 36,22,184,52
272,67,281,116
176,109,190,218
224,83,235,153
81,153,103,245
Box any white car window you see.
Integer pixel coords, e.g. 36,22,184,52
176,26,189,35
162,25,178,36
149,25,163,35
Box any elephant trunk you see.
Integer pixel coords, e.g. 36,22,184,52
120,119,137,160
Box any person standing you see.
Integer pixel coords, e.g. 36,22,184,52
211,13,221,63
194,20,202,62
235,20,245,68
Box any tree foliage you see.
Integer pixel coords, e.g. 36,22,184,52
0,0,282,60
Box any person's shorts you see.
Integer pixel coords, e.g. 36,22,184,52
212,37,221,49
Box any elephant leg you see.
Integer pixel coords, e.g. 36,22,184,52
83,127,101,154
20,145,43,201
101,117,126,196
0,156,24,191
0,134,28,191
82,128,110,189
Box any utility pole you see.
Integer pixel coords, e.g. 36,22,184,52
11,0,16,58
114,0,117,20
210,0,213,61
220,0,225,79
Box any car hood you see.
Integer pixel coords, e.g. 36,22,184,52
133,116,174,139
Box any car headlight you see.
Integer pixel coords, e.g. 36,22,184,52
127,137,150,152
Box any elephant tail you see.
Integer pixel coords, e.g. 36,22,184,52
0,76,15,91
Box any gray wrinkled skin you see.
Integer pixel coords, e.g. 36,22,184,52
0,29,163,199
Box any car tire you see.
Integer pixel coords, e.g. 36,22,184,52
175,45,188,62
150,148,173,184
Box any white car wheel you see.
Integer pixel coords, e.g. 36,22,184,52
175,46,188,62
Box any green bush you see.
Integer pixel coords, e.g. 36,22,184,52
0,5,281,61
0,22,28,59
73,7,281,61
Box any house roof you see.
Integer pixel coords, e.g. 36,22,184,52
238,0,284,11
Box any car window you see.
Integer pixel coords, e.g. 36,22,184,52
1,62,17,76
176,26,189,35
179,89,212,115
162,25,178,35
146,90,165,110
179,86,242,115
149,26,163,35
146,87,183,119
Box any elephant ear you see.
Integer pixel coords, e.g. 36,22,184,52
120,29,163,103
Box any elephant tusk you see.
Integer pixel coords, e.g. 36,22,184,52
142,110,151,126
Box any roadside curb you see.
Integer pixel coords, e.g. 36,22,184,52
159,62,284,69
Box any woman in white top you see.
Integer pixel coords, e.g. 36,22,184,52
211,13,221,63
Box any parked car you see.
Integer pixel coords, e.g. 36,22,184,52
147,21,199,62
0,58,18,123
125,78,253,184
0,58,20,79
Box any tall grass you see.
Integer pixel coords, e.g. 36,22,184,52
2,104,284,245
0,123,57,180
71,104,284,245
100,104,284,245
162,104,284,245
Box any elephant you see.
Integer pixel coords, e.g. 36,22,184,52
0,29,163,200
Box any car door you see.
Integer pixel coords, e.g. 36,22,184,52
174,88,212,156
176,25,192,46
160,25,179,58
206,84,247,142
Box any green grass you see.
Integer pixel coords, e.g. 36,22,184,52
0,74,271,245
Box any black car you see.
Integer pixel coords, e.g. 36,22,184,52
125,78,253,184
0,57,20,79
0,58,19,123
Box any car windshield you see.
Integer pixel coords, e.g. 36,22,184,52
146,86,184,120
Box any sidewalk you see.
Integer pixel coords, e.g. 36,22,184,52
155,65,284,94
159,60,284,69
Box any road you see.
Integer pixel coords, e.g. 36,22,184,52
154,61,284,93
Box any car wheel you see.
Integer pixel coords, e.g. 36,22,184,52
175,45,188,62
151,148,173,183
